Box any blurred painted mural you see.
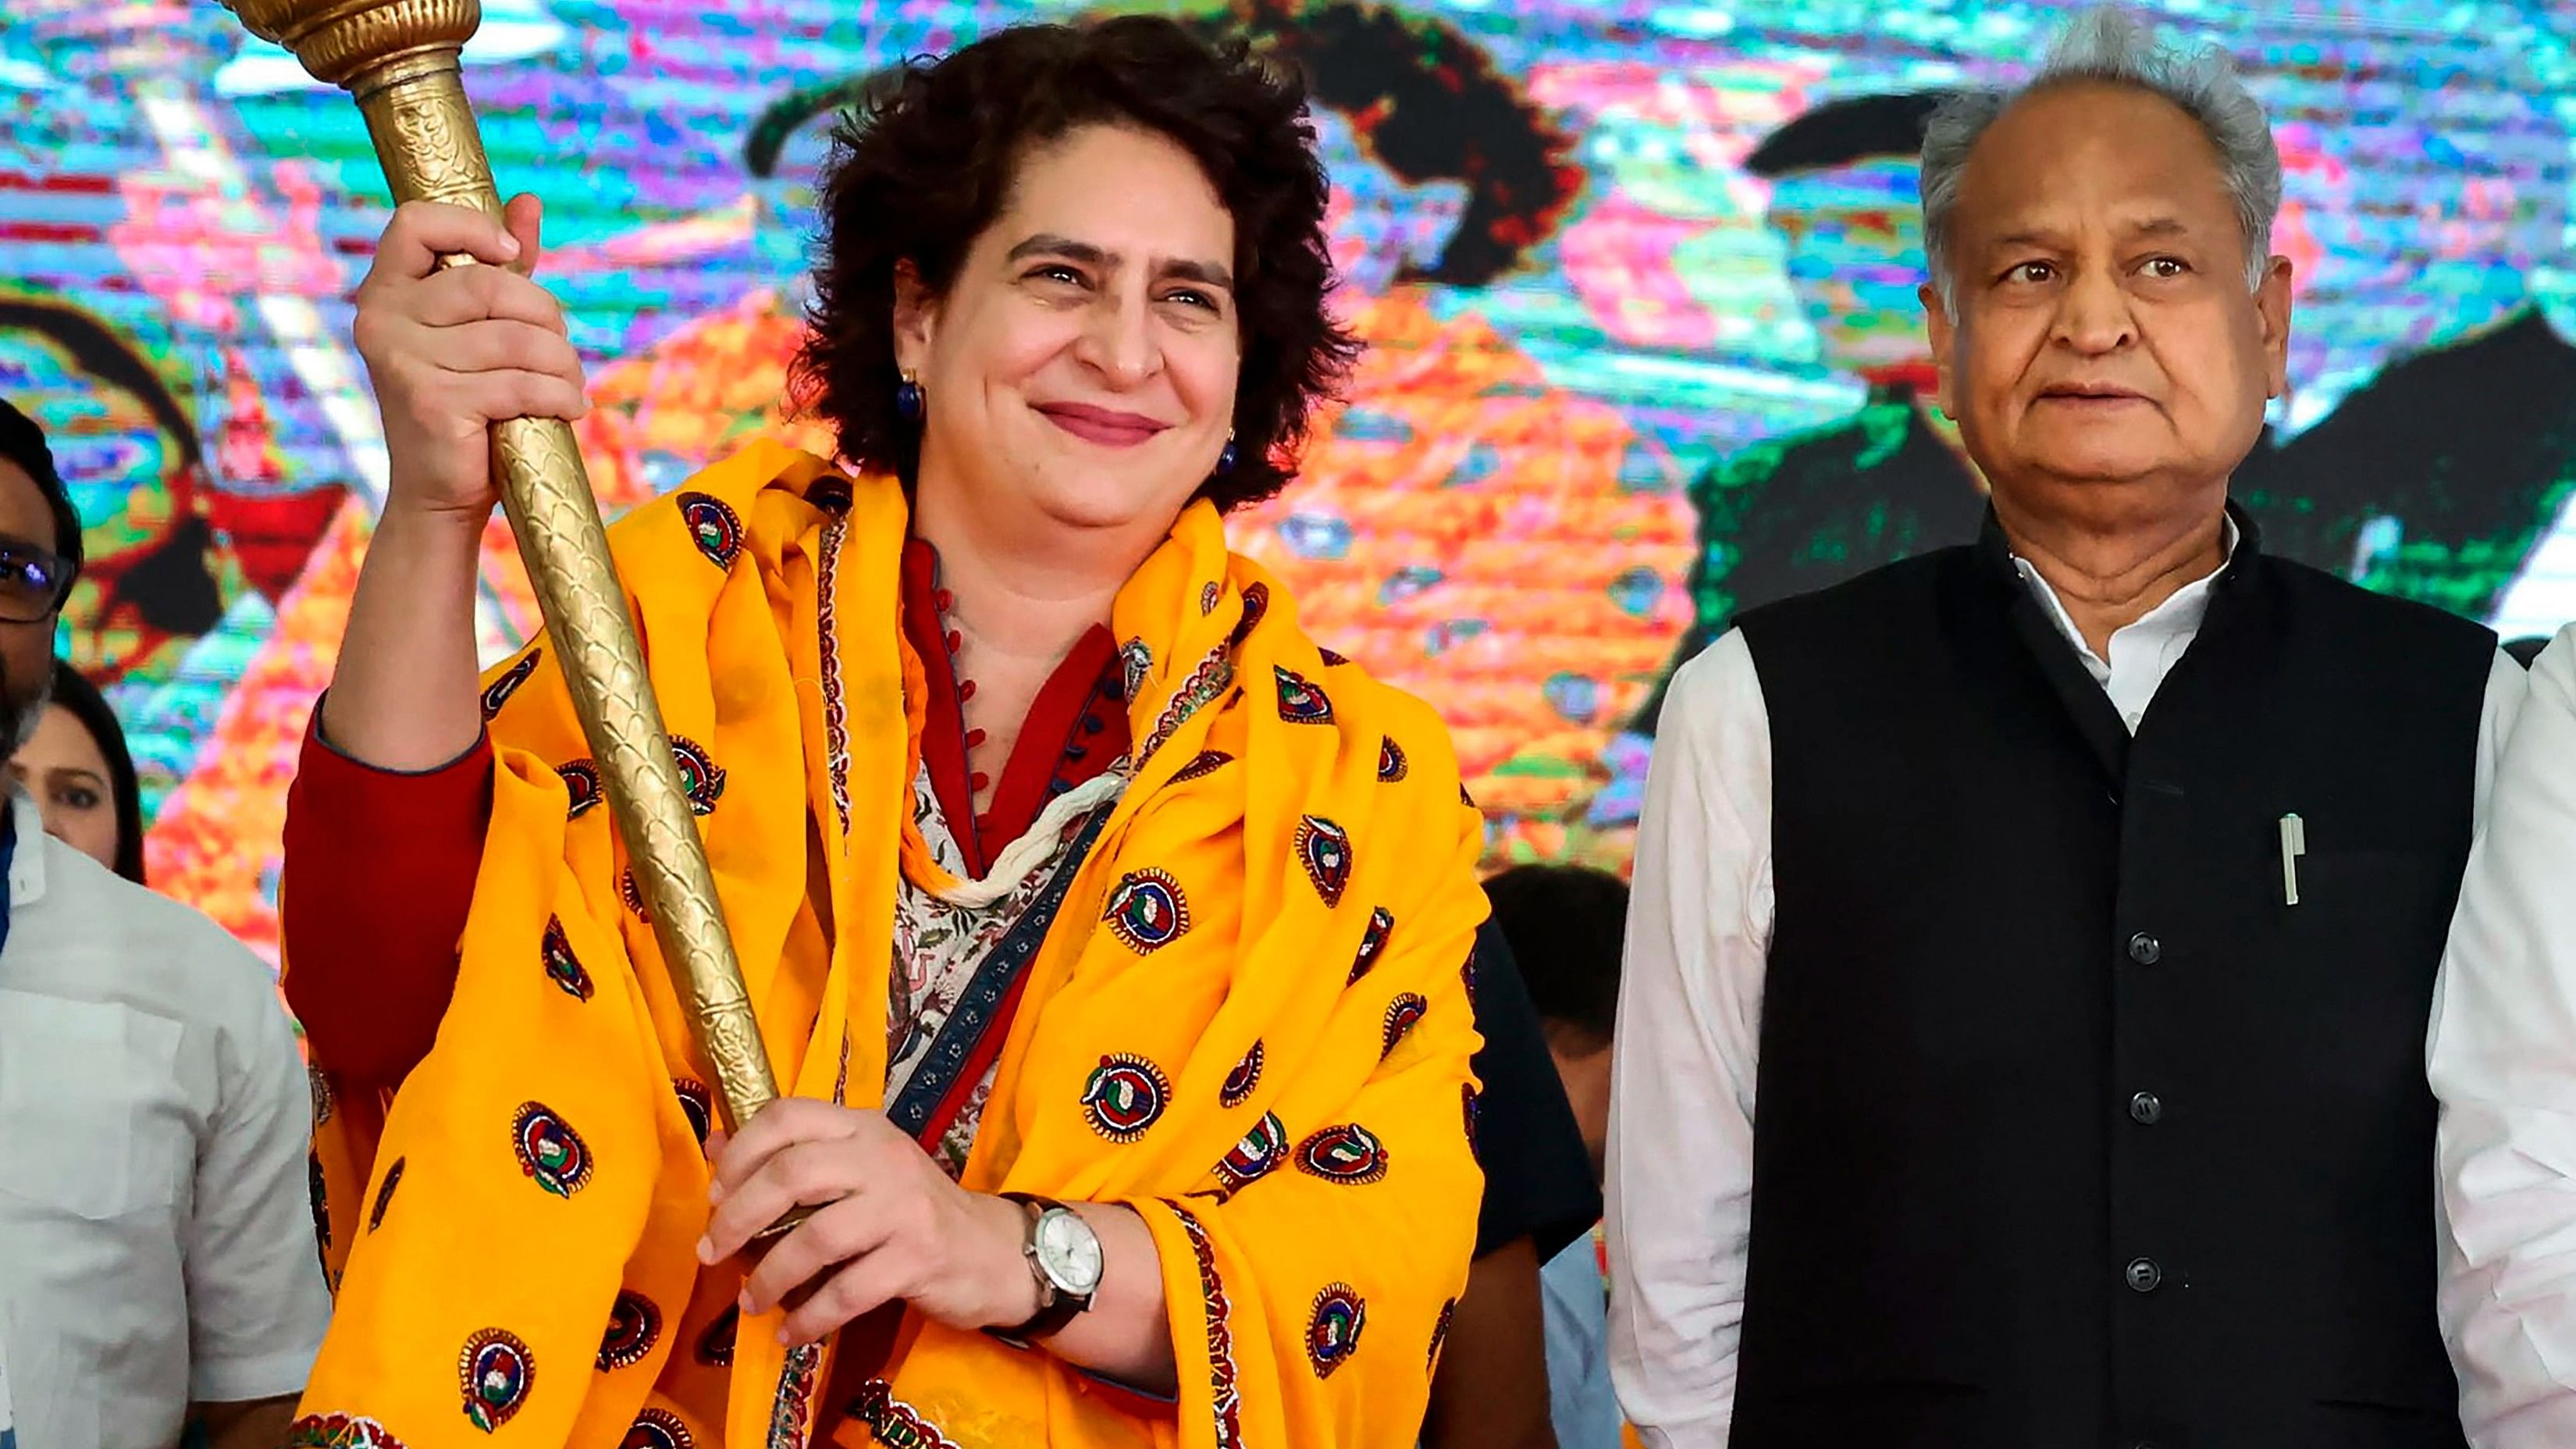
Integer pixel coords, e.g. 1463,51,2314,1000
3,1,2573,961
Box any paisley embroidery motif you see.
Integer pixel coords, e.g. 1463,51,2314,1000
1082,1053,1172,1143
510,1102,592,1198
1275,664,1333,724
1219,1041,1264,1108
1307,1283,1367,1379
1171,749,1233,785
1377,735,1408,782
1295,1123,1389,1185
368,1157,404,1232
542,917,591,1000
1382,993,1429,1056
1232,580,1270,643
1200,580,1221,615
674,1079,713,1147
457,1327,534,1433
678,491,745,570
1119,638,1155,704
480,648,541,721
1104,868,1190,953
696,1305,738,1366
596,1290,660,1371
668,735,727,816
558,759,602,820
1296,816,1353,906
1350,906,1394,983
1215,1111,1290,1197
286,1415,409,1449
620,1410,692,1449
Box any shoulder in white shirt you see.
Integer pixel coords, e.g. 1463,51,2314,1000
0,792,330,1449
2429,624,2576,1449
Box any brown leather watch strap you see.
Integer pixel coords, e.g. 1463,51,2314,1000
989,1192,1092,1344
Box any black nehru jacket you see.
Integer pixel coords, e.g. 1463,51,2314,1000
1727,510,2491,1449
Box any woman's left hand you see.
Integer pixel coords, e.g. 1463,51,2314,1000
699,1100,1040,1347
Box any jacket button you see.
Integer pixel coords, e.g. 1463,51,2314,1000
2127,932,2161,965
2129,1091,2162,1124
2125,1257,2163,1294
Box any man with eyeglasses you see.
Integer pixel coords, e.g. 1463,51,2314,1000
0,397,329,1449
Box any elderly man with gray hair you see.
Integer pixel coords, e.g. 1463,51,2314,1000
1605,7,2527,1447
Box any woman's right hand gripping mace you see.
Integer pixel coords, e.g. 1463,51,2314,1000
218,0,792,1138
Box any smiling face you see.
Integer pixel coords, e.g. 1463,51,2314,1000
1924,81,2290,529
894,122,1242,546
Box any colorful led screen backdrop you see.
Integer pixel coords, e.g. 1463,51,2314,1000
5,1,2573,958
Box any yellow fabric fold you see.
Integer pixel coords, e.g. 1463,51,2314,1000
297,440,1487,1449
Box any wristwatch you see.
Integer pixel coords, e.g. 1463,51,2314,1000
992,1192,1103,1343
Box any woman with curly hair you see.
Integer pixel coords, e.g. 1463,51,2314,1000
277,16,1488,1449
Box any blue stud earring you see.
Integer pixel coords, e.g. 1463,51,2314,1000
895,369,924,422
1215,432,1238,475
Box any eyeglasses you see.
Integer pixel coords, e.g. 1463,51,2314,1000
0,538,75,624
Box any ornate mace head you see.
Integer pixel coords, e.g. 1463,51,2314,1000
219,0,482,93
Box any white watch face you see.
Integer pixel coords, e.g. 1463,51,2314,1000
1034,1208,1105,1296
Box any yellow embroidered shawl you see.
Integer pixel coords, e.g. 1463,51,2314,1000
297,440,1489,1449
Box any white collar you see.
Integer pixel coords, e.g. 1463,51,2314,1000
9,789,47,913
2010,514,2240,672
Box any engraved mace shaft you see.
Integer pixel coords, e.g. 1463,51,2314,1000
222,0,785,1134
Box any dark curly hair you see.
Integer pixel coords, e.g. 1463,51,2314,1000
43,659,146,885
796,16,1357,512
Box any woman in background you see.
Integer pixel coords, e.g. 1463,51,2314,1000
11,657,147,881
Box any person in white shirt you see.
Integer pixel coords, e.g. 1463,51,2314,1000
0,397,329,1449
2429,623,2576,1446
1606,9,2524,1447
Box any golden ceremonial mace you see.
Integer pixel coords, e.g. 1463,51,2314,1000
221,1,788,1137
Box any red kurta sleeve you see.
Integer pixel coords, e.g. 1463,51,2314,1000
279,712,492,1089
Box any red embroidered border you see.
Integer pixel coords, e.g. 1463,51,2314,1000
850,1379,963,1449
817,517,852,835
1168,1202,1246,1449
767,1342,824,1449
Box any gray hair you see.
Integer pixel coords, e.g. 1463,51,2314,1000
1919,5,2282,311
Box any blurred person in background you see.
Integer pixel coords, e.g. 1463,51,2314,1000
11,659,148,883
1487,863,1631,1449
0,396,329,1449
2429,622,2576,1446
1421,913,1603,1449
